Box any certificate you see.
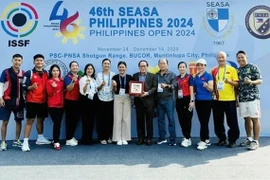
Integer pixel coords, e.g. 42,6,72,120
129,81,144,96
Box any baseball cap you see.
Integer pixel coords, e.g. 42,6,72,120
196,59,207,65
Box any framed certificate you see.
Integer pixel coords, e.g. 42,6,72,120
129,81,144,96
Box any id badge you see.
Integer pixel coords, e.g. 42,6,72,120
217,81,225,90
104,86,110,93
178,89,183,99
157,83,163,92
88,93,94,100
119,88,125,96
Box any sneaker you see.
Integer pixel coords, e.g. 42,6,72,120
21,143,30,152
248,141,259,150
66,138,78,146
36,136,51,145
0,142,7,151
216,140,227,146
72,137,78,143
169,142,176,146
107,138,113,144
240,139,252,147
54,143,61,150
117,140,122,145
122,140,128,145
100,140,107,145
197,139,211,146
197,140,210,150
181,138,192,147
157,139,167,145
12,140,23,147
228,142,236,148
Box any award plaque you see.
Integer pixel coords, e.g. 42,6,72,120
129,81,144,96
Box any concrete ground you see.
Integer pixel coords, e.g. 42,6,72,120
0,137,269,180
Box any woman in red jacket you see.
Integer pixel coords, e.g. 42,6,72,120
46,64,64,150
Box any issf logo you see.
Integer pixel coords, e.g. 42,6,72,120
1,2,38,47
49,1,86,44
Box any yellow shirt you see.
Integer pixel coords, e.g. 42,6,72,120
211,65,239,101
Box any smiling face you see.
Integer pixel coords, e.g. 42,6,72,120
237,53,248,67
139,61,148,74
217,52,227,66
86,65,94,76
102,60,111,71
118,64,126,75
52,67,60,78
178,63,187,75
70,62,79,73
196,63,206,73
34,57,44,69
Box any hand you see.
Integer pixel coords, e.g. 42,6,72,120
160,83,168,88
244,77,252,84
101,81,106,86
86,79,90,84
225,78,231,84
51,82,57,87
31,83,38,90
189,101,195,109
112,80,117,87
72,76,78,82
0,98,5,107
140,91,149,97
203,82,208,88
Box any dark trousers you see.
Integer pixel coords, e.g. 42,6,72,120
48,107,64,143
64,99,80,140
213,100,240,143
97,100,114,140
195,100,212,141
80,94,98,143
135,99,154,140
176,97,193,139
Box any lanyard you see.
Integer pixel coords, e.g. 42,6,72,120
177,74,187,89
102,72,110,86
88,79,96,89
218,66,226,81
157,74,163,83
119,75,126,88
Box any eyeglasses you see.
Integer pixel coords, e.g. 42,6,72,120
139,65,147,68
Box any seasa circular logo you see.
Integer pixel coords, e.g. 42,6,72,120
245,5,270,39
1,2,38,38
44,59,69,78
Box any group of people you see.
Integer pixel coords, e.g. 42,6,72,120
0,50,262,152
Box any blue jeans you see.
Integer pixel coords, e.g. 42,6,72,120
157,98,176,143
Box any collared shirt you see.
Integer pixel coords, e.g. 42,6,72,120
194,71,213,100
139,72,147,82
96,71,115,101
79,75,97,96
176,73,194,97
156,70,176,99
237,63,262,102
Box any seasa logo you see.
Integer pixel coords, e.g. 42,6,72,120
202,2,235,45
49,1,86,44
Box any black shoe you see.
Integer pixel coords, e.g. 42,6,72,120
146,139,152,146
217,140,227,146
228,142,236,148
137,139,144,145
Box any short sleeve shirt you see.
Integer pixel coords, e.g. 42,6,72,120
237,63,262,102
211,65,239,101
194,71,213,100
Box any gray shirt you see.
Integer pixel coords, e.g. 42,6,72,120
156,70,177,99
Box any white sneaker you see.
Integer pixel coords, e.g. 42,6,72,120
107,138,113,144
66,138,78,146
117,140,122,145
197,141,210,150
36,136,51,145
21,143,30,152
122,140,128,145
72,137,78,143
1,142,7,151
181,138,192,147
